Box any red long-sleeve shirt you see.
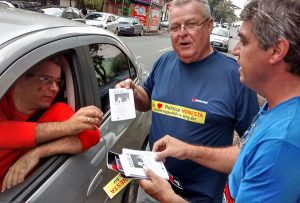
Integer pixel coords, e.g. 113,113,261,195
0,90,100,186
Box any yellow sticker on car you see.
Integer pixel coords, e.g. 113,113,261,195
152,100,206,124
103,173,132,199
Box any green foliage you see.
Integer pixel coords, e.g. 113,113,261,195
121,7,132,16
84,0,103,11
209,0,238,23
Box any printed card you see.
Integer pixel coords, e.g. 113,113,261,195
109,88,136,121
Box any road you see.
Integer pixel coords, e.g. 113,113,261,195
120,32,172,71
119,27,239,72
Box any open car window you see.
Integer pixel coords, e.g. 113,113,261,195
88,43,136,114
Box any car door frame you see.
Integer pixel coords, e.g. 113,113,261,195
0,31,150,203
0,34,107,203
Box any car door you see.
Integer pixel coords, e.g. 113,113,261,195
106,15,117,33
133,18,143,35
0,32,150,203
81,35,151,203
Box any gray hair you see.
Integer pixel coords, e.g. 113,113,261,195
241,0,300,75
27,56,62,75
171,0,211,18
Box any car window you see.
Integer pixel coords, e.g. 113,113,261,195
0,2,9,8
212,28,229,37
89,43,136,113
117,17,133,24
63,11,74,19
86,13,104,21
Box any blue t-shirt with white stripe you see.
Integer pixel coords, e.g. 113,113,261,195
143,50,259,202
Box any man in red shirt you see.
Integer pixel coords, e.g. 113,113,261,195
0,56,103,192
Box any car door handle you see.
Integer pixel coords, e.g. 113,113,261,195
87,168,103,197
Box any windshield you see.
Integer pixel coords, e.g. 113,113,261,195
212,28,229,37
85,13,105,21
117,17,133,24
42,8,64,17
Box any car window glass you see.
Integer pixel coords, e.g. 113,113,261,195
0,2,9,8
64,11,74,19
212,28,229,37
86,13,104,21
89,43,136,113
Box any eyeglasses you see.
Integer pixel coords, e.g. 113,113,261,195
29,74,64,88
169,17,209,33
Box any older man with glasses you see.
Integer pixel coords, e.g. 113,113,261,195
0,56,103,192
116,0,259,202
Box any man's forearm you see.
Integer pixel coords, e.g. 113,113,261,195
35,122,72,144
33,135,82,158
133,85,151,112
186,145,239,174
161,193,188,203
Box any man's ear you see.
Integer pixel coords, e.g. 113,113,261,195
207,18,214,31
269,38,289,64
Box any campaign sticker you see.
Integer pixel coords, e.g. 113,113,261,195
152,100,206,124
103,173,132,199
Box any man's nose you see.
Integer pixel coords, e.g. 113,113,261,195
49,81,59,91
178,26,188,35
232,41,241,56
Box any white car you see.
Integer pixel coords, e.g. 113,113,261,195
85,12,119,34
210,27,232,52
0,0,14,8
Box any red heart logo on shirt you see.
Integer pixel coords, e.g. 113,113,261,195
157,103,163,109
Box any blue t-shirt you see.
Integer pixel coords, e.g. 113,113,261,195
229,97,300,202
143,50,259,202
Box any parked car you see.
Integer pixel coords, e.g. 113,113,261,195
39,6,85,23
85,12,119,34
222,22,230,30
210,27,232,52
117,16,144,36
0,1,14,8
0,7,151,203
159,19,169,30
22,1,40,11
10,1,24,8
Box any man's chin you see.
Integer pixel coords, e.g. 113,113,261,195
39,102,52,109
178,55,195,64
239,76,246,84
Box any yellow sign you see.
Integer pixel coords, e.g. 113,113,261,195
103,173,132,199
152,100,206,124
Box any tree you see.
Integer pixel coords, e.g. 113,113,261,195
209,0,238,23
83,0,103,11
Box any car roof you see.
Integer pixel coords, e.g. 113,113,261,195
0,7,129,75
0,7,88,45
